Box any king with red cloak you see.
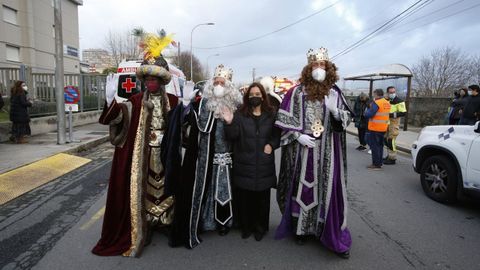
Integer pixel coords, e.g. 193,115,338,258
91,33,178,257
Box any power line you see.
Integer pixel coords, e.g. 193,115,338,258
331,0,429,60
268,0,432,76
263,0,478,78
379,0,435,33
349,1,480,50
382,0,467,32
194,0,341,50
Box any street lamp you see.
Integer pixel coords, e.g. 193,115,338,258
206,53,220,78
190,22,214,82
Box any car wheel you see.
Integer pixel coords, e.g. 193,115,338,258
420,155,458,203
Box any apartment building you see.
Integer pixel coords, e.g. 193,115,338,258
0,0,83,74
82,49,115,73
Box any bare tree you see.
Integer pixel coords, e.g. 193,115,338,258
412,47,471,97
172,51,206,82
104,28,143,66
104,30,122,66
468,55,480,85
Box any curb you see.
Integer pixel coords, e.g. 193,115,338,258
346,130,411,154
63,135,110,155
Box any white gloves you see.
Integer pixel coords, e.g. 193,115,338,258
297,134,316,148
105,73,119,106
182,81,197,107
324,89,340,120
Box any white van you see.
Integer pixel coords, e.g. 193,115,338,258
114,59,186,103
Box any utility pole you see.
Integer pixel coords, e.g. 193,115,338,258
177,42,181,67
53,0,66,144
252,68,256,82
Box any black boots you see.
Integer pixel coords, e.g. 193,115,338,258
383,158,396,165
218,225,230,236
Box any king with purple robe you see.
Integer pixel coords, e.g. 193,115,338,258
274,47,353,258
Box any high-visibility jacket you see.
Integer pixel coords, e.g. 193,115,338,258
389,96,407,118
368,98,391,132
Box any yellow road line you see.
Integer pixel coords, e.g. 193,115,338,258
0,153,91,205
80,206,105,231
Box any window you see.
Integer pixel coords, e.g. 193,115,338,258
2,5,17,25
6,45,20,62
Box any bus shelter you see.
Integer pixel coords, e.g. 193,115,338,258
343,64,413,131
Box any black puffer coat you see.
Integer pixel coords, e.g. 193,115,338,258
225,111,280,191
9,93,32,123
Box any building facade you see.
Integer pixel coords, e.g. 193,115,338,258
82,49,115,73
0,0,82,74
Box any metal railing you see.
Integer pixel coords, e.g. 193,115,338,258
0,67,106,117
0,68,20,96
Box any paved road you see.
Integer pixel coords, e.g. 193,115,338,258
1,135,479,270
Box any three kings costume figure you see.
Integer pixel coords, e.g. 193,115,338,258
163,65,242,248
274,47,354,258
92,33,178,257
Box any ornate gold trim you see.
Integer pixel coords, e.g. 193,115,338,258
123,92,153,257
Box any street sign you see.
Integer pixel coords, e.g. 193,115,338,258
64,85,79,112
64,85,80,104
65,103,78,112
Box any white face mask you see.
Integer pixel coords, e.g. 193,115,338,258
213,85,225,97
311,68,326,82
22,85,28,91
468,90,473,96
389,93,396,99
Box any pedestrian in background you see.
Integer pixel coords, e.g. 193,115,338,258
9,81,32,144
223,82,280,241
353,92,369,150
449,88,468,125
459,85,480,125
364,89,391,170
383,86,407,165
0,93,4,111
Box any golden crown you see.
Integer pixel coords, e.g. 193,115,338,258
213,64,233,81
307,47,329,63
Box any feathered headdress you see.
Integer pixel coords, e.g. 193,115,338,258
135,30,176,84
139,31,175,65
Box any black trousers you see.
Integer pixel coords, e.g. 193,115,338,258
357,127,367,146
235,188,270,234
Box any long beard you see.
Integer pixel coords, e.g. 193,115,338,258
206,97,235,119
304,80,329,101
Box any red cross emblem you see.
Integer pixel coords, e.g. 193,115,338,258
122,77,136,93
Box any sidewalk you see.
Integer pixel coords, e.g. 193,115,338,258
0,122,110,205
0,122,110,174
346,123,419,154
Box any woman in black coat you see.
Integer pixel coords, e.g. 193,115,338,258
223,82,280,241
9,81,32,143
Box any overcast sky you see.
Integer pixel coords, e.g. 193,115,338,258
78,0,480,88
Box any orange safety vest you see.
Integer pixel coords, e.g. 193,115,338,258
368,98,391,132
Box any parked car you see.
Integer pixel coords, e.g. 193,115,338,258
411,121,480,203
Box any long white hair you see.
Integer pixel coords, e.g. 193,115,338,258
202,79,242,118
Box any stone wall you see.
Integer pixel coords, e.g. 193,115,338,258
345,96,452,128
407,97,451,127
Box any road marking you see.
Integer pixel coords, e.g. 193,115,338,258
80,206,105,231
0,153,91,205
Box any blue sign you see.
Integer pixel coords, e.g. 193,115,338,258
64,86,80,104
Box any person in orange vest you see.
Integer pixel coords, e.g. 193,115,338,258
364,89,391,170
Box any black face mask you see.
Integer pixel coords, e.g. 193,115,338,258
248,96,262,107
